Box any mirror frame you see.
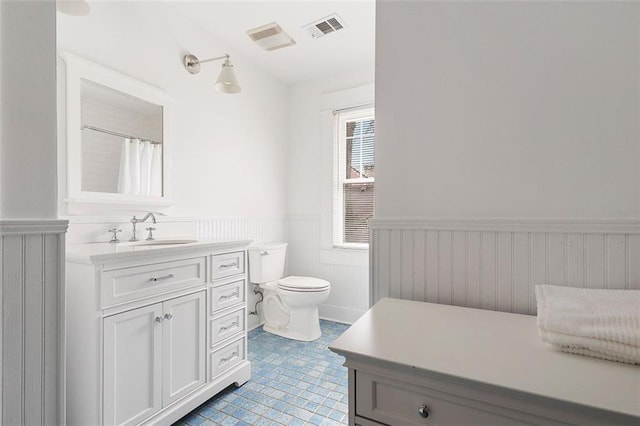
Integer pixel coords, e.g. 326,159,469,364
61,52,173,209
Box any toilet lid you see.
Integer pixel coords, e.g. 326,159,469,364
277,276,330,291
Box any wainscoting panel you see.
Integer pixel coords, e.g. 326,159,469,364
193,217,287,243
370,220,640,315
0,220,67,426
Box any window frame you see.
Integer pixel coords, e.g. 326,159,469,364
333,106,375,249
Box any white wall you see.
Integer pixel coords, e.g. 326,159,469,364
375,1,640,220
56,2,376,325
56,1,289,220
56,1,290,331
287,67,375,323
0,0,58,219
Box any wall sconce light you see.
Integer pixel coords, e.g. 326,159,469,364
183,54,241,94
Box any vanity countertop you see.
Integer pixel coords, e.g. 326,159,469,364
330,298,640,419
66,239,252,264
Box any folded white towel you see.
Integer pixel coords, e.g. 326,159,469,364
539,328,639,364
535,285,640,365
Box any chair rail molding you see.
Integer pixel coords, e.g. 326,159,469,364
0,219,68,425
369,217,640,314
369,218,640,234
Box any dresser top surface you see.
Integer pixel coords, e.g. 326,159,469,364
329,298,640,417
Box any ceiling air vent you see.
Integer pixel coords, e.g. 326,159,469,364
303,13,347,39
247,22,296,51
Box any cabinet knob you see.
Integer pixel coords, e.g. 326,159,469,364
418,404,429,418
164,313,173,320
155,316,164,323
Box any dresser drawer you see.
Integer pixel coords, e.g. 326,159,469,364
211,251,245,280
211,308,245,346
356,371,529,426
101,257,206,307
210,337,245,379
211,279,245,313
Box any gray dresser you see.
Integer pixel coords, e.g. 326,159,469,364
329,298,639,426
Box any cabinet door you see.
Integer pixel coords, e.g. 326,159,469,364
104,303,163,426
162,292,206,406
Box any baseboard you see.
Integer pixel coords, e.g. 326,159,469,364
247,321,264,332
319,303,366,325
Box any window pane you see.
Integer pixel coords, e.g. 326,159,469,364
344,182,374,244
346,119,375,179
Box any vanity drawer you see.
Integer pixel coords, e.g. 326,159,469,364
101,257,206,307
211,279,245,313
210,337,245,379
211,251,245,280
211,308,245,345
356,371,529,426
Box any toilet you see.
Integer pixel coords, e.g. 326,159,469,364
248,242,330,341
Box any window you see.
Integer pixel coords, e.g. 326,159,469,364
333,107,375,248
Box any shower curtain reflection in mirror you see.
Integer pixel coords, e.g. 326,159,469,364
117,139,162,196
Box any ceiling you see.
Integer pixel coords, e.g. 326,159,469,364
168,0,376,84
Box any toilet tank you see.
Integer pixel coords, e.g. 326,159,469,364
248,242,288,284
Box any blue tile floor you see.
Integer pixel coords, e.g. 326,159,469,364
174,320,350,426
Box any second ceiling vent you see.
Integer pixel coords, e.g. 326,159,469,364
303,13,347,39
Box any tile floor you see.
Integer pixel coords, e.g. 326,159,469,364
174,320,350,426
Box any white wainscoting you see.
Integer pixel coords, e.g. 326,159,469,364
193,217,286,243
0,220,68,425
370,219,640,315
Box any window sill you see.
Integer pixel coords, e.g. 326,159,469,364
320,247,368,267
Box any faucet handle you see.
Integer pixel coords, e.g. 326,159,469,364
145,227,156,241
108,228,122,243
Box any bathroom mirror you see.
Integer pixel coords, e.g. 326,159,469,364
61,52,172,208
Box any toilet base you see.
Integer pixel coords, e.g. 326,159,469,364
259,280,328,342
262,324,322,342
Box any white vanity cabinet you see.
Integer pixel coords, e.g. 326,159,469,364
103,292,206,426
330,298,640,426
65,241,252,426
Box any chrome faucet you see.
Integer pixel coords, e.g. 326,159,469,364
130,213,157,242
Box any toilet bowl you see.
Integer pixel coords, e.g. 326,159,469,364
248,243,330,342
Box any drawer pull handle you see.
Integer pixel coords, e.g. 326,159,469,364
219,321,238,332
155,316,164,323
260,251,270,256
219,291,239,300
220,351,238,363
418,404,429,419
164,313,173,320
219,262,238,269
149,273,174,282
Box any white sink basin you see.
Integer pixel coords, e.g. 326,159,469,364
123,239,198,247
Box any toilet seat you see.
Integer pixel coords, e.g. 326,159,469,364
277,276,330,293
